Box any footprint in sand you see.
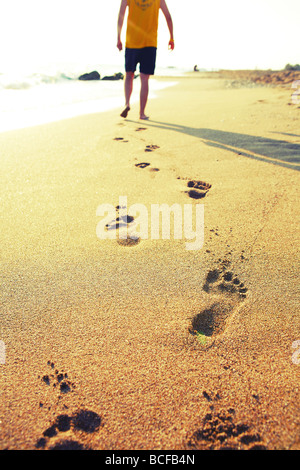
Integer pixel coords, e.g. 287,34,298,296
135,127,147,132
135,162,160,173
105,205,141,247
149,168,160,173
105,214,134,231
189,266,248,341
186,407,267,450
135,162,151,169
39,361,75,396
145,144,160,152
113,137,129,143
35,409,102,450
186,180,212,200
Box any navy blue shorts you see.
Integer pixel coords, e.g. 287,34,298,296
125,47,157,75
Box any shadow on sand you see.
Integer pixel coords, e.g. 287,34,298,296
128,120,300,171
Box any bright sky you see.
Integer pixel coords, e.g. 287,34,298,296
0,0,299,72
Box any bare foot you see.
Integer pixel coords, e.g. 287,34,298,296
120,106,130,118
139,114,149,120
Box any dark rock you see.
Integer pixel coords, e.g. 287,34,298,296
78,71,100,81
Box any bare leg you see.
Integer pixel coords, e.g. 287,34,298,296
121,72,134,118
140,73,150,120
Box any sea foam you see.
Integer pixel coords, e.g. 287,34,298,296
0,66,178,133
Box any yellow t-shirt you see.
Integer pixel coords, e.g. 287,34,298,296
126,0,160,49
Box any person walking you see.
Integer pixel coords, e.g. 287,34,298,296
117,0,174,120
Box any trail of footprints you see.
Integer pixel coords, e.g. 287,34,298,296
113,127,243,343
37,362,102,450
37,362,266,449
113,126,251,421
32,129,260,449
112,128,213,247
114,128,213,200
113,130,227,340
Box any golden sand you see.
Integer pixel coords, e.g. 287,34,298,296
0,73,299,450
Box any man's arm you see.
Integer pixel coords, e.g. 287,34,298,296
117,0,128,51
160,0,174,50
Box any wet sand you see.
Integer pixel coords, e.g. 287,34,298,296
0,72,299,450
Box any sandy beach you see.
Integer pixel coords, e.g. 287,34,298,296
0,72,299,450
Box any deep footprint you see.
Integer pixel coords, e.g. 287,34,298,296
105,206,140,247
135,162,150,169
135,163,160,173
190,269,247,339
202,269,248,299
145,144,160,152
40,362,75,395
105,205,134,231
186,408,267,450
105,215,134,231
187,180,212,199
190,302,232,337
113,137,128,143
35,409,102,450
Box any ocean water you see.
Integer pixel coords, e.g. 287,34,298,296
0,64,187,133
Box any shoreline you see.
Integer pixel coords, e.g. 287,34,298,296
0,74,299,450
1,69,299,135
0,76,178,135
